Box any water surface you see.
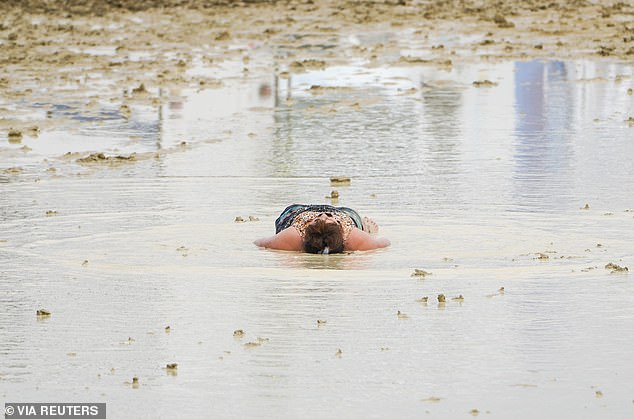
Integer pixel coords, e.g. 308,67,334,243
1,56,634,418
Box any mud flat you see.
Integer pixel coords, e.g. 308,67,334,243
1,0,632,145
1,0,632,118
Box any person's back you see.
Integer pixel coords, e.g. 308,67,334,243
255,204,390,253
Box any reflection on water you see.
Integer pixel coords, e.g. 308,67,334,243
270,249,379,270
513,61,574,211
419,80,463,208
1,56,634,419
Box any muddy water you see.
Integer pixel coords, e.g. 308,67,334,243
1,57,634,418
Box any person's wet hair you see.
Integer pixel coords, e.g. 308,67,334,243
303,218,344,254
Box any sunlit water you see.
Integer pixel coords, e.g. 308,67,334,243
1,52,634,419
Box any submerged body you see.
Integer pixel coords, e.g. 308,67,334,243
255,204,390,253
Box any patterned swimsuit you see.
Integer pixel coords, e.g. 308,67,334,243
275,204,364,240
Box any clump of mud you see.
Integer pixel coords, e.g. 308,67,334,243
290,59,326,72
76,153,137,164
411,269,432,278
605,262,628,273
397,310,409,319
8,128,22,142
493,14,514,28
473,80,498,88
244,337,269,349
36,309,51,317
330,176,351,186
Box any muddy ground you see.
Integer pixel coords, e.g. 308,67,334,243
1,0,632,109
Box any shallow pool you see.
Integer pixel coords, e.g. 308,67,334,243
1,56,633,418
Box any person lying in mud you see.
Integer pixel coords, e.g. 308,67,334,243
254,204,390,253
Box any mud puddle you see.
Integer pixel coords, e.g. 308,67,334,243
1,52,634,418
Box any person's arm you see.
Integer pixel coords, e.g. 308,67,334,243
254,227,303,251
344,228,390,251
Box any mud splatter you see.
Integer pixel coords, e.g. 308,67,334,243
605,263,628,273
411,269,432,278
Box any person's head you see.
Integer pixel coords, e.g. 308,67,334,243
303,214,344,254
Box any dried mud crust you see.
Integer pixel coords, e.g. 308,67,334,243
1,1,631,70
1,0,632,55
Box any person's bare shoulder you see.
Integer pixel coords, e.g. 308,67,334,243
344,228,390,251
254,227,303,251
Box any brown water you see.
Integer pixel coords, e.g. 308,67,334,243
1,56,634,418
